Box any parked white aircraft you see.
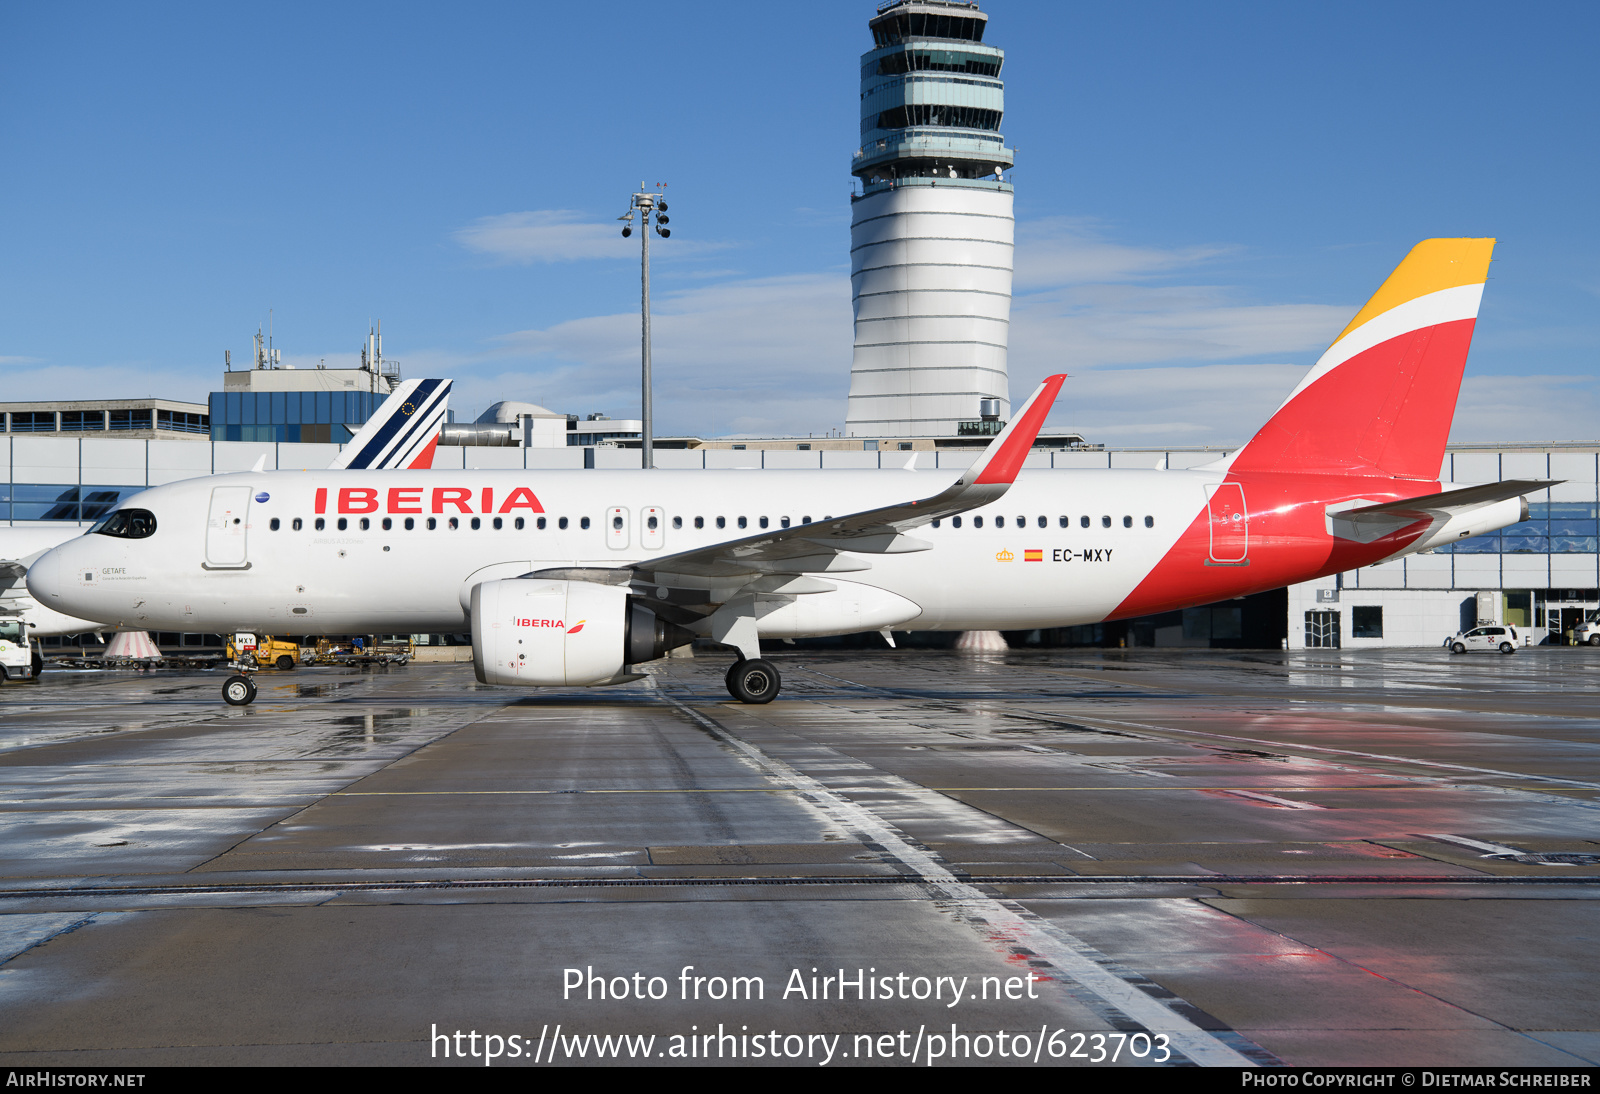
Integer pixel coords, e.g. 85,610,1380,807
29,240,1547,706
3,377,452,649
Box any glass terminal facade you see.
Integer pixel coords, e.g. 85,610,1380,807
207,390,384,443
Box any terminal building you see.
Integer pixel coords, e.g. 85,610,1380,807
4,418,1594,649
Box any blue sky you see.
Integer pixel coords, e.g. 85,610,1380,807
3,2,1597,444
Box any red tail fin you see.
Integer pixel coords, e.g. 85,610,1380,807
1231,239,1494,480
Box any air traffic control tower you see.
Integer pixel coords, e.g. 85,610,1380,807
846,0,1015,439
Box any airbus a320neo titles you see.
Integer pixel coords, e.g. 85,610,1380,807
29,239,1550,705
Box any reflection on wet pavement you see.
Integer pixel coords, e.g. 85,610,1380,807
0,649,1597,1066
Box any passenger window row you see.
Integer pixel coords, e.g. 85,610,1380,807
269,516,587,532
265,514,837,534
267,512,1155,535
673,515,819,531
931,514,1156,529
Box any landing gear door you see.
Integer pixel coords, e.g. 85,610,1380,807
1205,483,1248,563
206,486,252,568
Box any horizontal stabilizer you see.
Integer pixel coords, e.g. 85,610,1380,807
1328,479,1556,548
1340,479,1557,522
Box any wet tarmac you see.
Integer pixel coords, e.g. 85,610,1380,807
1,646,1598,1067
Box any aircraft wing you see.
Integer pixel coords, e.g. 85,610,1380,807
531,375,1066,593
0,560,27,594
328,378,452,470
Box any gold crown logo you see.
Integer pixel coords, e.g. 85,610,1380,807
995,548,1015,562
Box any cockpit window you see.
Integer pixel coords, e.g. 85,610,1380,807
90,508,157,539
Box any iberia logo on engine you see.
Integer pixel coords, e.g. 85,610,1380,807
512,618,587,633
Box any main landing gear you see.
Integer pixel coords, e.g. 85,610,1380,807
223,674,258,706
710,596,780,703
725,658,781,704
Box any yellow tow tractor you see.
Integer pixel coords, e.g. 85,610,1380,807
225,634,300,671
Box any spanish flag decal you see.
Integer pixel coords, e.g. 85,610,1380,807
1024,549,1043,562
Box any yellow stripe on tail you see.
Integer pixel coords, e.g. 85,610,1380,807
1336,238,1495,341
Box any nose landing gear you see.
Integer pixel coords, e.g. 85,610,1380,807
222,674,257,706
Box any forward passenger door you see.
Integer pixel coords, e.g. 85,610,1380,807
205,487,252,568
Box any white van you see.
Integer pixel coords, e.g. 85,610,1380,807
1577,610,1600,647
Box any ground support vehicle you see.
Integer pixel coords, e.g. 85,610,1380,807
1445,626,1522,654
224,634,300,671
1576,610,1600,647
0,619,39,683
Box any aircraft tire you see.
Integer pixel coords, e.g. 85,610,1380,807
223,674,257,706
726,659,780,704
1451,643,1466,654
275,655,295,672
1499,642,1516,655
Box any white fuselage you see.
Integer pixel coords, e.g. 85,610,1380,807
29,467,1222,636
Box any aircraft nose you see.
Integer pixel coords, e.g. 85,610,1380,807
25,546,64,603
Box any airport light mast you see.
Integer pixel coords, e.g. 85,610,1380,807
619,183,672,469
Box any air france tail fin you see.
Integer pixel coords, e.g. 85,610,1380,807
328,378,453,470
1230,238,1495,480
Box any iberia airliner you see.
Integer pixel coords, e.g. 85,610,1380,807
29,240,1549,705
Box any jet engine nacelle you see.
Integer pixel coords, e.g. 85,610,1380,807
471,577,692,687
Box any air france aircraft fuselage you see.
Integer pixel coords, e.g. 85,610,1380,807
29,239,1548,705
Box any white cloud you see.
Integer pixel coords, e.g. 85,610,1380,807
1013,218,1232,288
441,215,1575,448
454,210,635,264
1011,283,1349,371
1035,363,1310,445
453,209,731,266
434,274,854,435
0,355,44,366
0,363,207,402
1451,374,1600,444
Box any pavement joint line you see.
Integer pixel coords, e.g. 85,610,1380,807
3,873,1597,901
297,780,1452,799
0,784,1474,808
1045,713,1600,793
647,679,1276,1067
